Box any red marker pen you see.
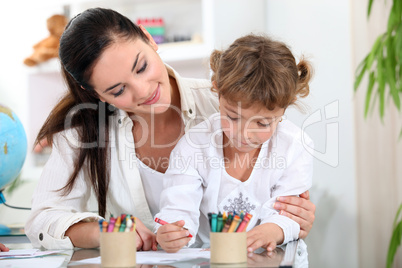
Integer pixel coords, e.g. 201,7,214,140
154,218,193,238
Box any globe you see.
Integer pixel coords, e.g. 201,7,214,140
0,104,27,190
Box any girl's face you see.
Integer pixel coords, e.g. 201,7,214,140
219,97,284,153
90,31,171,115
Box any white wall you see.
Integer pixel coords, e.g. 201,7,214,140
265,1,358,267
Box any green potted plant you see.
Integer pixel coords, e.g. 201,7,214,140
354,0,402,267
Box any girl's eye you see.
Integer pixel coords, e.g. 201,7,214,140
113,85,125,97
257,121,271,127
137,62,147,74
227,114,239,121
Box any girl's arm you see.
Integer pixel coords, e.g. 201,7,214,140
273,191,316,239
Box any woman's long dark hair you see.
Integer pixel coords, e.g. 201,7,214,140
35,8,149,217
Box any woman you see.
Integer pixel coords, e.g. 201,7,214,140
25,8,315,250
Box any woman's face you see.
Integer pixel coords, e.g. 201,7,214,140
90,35,171,115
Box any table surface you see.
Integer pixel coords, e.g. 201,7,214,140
3,238,308,267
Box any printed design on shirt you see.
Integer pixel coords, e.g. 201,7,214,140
223,192,256,214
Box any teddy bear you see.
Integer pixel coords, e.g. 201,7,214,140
23,14,68,66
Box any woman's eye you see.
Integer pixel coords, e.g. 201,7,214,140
137,62,147,74
113,85,125,97
257,121,271,127
227,114,239,121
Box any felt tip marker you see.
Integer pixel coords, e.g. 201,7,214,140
154,218,193,238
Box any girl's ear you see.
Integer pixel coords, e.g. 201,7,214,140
139,24,158,51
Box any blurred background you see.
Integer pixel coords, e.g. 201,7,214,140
0,0,401,267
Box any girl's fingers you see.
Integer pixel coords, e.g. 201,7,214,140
247,237,265,253
159,221,186,234
266,241,277,252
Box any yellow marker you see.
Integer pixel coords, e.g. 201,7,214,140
222,212,227,221
227,215,241,233
114,216,121,232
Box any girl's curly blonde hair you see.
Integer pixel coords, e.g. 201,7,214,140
210,34,313,111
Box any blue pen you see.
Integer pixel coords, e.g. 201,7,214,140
211,213,218,232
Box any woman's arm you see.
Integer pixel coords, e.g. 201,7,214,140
65,219,157,250
65,222,100,248
273,191,315,239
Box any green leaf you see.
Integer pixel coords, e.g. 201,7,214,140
354,58,368,92
394,203,402,229
387,1,398,33
386,213,402,268
368,0,374,17
367,35,384,70
396,24,402,64
365,72,376,118
377,44,386,119
385,36,401,110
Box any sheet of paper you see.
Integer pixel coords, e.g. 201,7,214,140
0,249,39,257
70,248,210,265
0,256,65,268
137,248,210,264
0,249,64,259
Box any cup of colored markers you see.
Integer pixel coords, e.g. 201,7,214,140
208,211,252,264
99,214,137,267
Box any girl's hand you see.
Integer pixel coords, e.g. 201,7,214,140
135,218,157,251
0,243,9,252
273,190,316,239
246,223,284,253
156,220,191,253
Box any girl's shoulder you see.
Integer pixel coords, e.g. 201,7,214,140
274,119,314,148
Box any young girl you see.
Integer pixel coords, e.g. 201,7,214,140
155,34,314,253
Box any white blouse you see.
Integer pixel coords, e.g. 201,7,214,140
155,113,314,246
25,65,219,249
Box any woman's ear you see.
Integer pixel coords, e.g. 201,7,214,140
139,24,158,51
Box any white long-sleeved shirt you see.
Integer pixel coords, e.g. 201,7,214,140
25,65,219,249
155,113,313,246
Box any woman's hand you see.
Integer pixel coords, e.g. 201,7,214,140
273,191,316,239
156,220,191,253
135,218,157,251
0,243,9,252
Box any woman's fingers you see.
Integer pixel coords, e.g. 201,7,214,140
136,232,144,251
0,243,9,252
135,218,156,251
274,194,316,238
